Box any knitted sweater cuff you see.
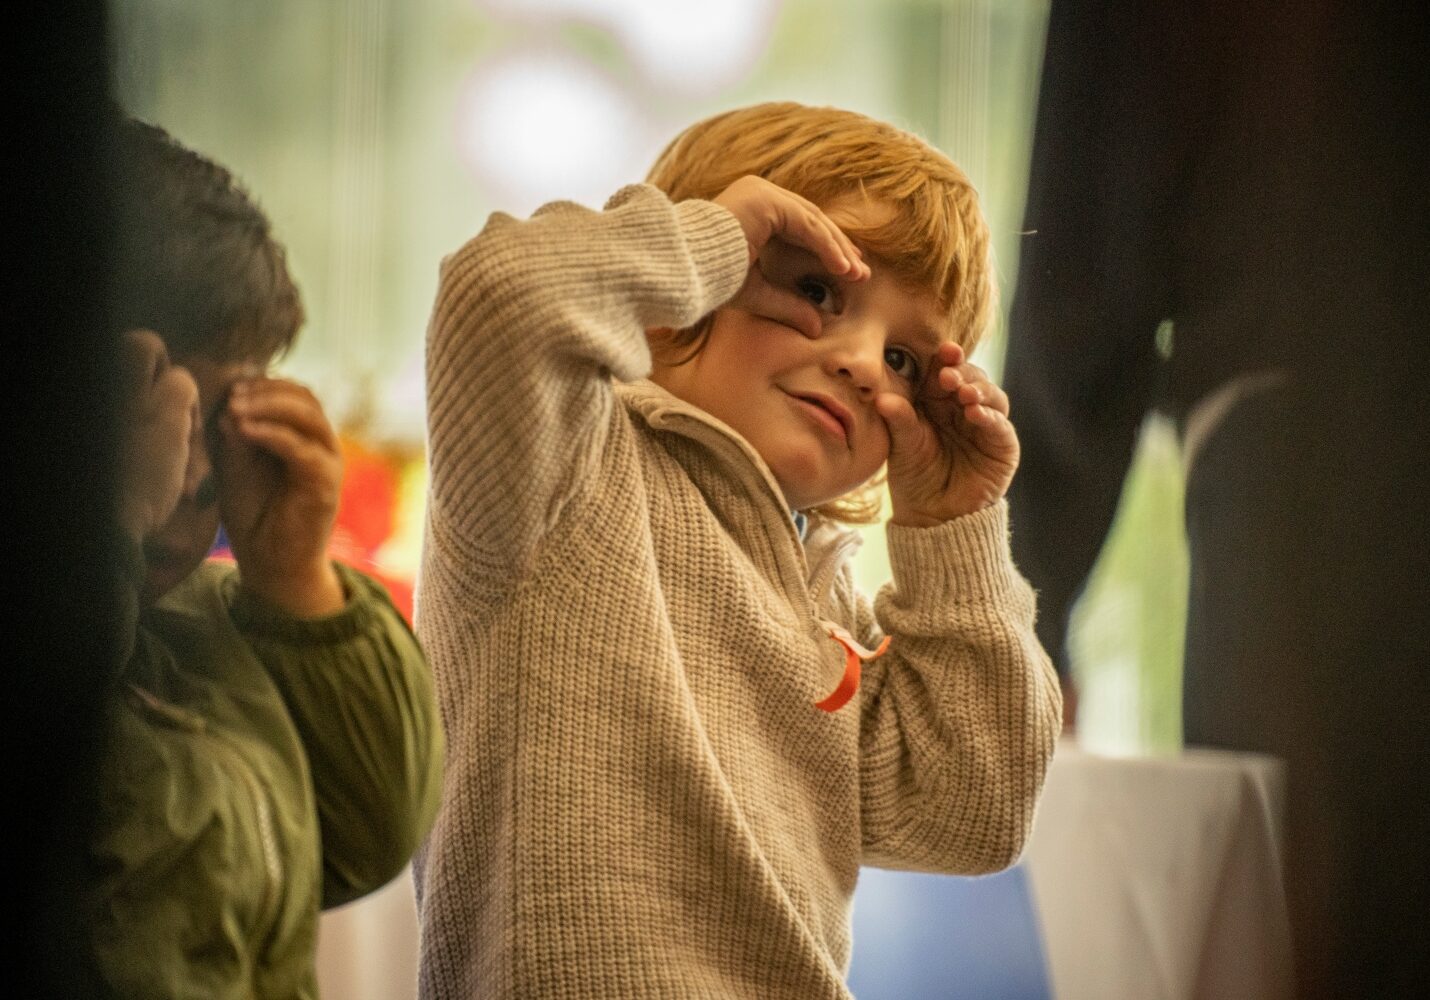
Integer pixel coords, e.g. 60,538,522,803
667,194,750,315
885,501,1019,606
227,562,386,645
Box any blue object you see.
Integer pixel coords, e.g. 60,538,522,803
846,863,1053,1000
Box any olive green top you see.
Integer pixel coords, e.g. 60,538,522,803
88,555,444,999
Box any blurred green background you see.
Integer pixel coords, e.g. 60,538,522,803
111,0,1187,755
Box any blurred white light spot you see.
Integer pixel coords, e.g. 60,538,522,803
456,51,651,214
478,0,778,93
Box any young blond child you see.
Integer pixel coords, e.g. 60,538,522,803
91,118,444,997
414,102,1061,999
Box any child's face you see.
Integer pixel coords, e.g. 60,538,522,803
654,201,951,511
140,352,266,602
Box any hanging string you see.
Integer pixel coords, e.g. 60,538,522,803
939,0,992,193
326,0,389,423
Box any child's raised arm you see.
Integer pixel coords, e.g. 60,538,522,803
202,374,445,902
847,509,1061,874
214,376,346,617
423,186,750,579
841,349,1060,873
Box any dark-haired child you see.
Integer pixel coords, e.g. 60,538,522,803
90,119,444,998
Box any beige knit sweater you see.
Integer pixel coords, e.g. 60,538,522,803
413,184,1061,999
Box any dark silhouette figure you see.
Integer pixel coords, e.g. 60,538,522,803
1004,1,1429,996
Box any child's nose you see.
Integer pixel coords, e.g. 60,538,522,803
822,326,886,397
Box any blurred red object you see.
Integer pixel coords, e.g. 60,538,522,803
330,435,414,622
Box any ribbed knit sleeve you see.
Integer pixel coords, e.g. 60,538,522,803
423,184,748,580
232,563,445,908
851,501,1062,874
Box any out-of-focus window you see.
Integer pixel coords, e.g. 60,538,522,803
111,0,1184,753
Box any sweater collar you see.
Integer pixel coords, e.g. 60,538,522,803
618,378,788,506
616,379,861,593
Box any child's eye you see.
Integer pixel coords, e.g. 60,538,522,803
884,347,921,383
796,276,840,313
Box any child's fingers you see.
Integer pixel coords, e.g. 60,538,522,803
962,403,1004,429
224,413,341,485
918,343,965,401
957,401,1021,463
917,360,1020,461
783,213,857,280
935,341,966,368
228,379,339,451
775,195,868,280
938,364,1010,416
719,176,868,280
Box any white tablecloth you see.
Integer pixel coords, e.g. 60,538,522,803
316,869,420,1000
317,741,1294,1000
1023,740,1293,1000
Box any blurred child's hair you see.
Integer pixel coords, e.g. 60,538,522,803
110,117,304,364
646,102,996,522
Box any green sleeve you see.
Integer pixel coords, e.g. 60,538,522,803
229,562,445,908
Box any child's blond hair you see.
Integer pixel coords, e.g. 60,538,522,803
646,101,996,522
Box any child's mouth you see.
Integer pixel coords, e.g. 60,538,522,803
787,392,851,445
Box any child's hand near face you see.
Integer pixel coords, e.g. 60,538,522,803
215,377,346,617
119,330,201,543
708,175,1016,525
713,175,872,337
876,342,1020,525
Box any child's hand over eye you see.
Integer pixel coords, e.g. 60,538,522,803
215,377,346,617
118,330,201,542
713,176,871,337
875,342,1020,526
